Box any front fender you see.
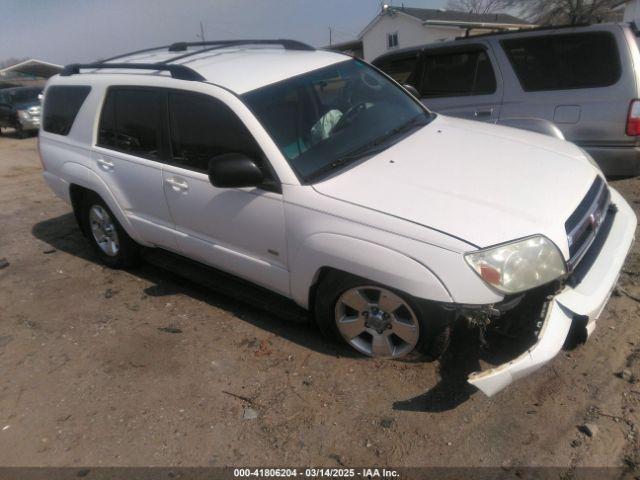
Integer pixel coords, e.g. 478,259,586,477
289,233,452,308
498,117,565,140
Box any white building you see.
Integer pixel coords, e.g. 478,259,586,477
614,0,640,24
330,6,534,62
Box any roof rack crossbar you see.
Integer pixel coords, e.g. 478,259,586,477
167,39,315,52
60,63,205,81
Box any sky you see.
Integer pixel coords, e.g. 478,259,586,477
1,0,449,65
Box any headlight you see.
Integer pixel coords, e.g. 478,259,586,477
464,235,566,294
17,109,30,120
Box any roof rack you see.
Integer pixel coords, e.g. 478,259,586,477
167,39,315,52
60,63,205,81
455,22,592,40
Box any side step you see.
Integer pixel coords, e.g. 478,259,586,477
142,249,309,323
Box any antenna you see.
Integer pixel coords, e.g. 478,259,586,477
197,22,206,42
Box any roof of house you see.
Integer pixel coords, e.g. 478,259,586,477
0,59,63,79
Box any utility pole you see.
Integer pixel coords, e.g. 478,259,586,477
197,22,206,42
328,26,332,46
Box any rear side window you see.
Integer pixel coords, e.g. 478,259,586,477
501,32,621,91
168,91,261,173
43,86,91,135
375,55,419,84
419,50,496,98
98,88,163,159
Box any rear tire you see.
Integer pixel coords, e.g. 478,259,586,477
79,193,140,268
314,271,452,361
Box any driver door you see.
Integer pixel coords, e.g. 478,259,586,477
162,90,289,296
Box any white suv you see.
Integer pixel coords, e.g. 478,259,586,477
39,39,636,396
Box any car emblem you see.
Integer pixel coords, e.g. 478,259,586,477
589,211,601,230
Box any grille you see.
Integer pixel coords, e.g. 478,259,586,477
565,176,610,270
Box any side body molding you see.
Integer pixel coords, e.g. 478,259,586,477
289,233,452,309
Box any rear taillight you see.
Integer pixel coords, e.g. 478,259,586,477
627,99,640,136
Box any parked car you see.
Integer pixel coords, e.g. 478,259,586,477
0,86,42,137
373,23,640,177
39,40,636,396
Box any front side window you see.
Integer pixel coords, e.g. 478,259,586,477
242,59,431,183
97,88,162,158
375,54,419,84
168,91,262,173
501,32,621,92
419,50,496,98
43,86,90,136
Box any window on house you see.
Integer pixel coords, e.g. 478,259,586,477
419,50,497,98
387,32,399,49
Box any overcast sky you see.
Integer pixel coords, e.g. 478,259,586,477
1,0,450,65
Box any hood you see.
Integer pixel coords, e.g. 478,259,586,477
312,115,600,258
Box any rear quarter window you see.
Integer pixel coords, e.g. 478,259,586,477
43,86,91,135
501,31,621,92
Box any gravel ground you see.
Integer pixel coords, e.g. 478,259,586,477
2,132,640,471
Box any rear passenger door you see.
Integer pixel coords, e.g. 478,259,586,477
94,87,178,251
416,45,502,123
161,90,289,296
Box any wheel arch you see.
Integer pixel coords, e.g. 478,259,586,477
63,162,146,244
291,233,453,309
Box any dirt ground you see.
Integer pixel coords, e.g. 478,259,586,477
2,132,640,471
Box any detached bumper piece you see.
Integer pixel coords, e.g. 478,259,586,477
468,188,637,396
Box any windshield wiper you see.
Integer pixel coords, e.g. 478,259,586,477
306,113,428,183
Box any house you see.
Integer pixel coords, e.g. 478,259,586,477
329,6,534,62
0,59,62,88
613,0,640,24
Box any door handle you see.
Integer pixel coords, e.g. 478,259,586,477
96,158,114,170
474,109,494,118
165,177,189,192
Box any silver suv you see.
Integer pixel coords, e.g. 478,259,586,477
373,23,640,177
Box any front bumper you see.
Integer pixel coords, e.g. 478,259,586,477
468,187,637,396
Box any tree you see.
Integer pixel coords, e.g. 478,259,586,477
518,0,622,25
446,0,517,14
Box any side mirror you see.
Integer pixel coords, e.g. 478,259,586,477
208,153,263,188
403,84,420,98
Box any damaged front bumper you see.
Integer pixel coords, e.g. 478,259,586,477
468,187,637,396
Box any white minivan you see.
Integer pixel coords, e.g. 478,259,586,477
39,40,637,396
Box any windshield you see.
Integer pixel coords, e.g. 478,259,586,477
242,59,432,182
8,88,41,104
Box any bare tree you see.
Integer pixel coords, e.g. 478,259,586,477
518,0,622,25
447,0,517,14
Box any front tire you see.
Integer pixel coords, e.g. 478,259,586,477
314,272,451,360
79,193,140,268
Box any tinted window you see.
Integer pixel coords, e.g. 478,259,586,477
168,92,262,173
43,86,90,135
97,88,163,158
9,88,41,103
502,32,621,91
375,55,419,84
419,50,496,98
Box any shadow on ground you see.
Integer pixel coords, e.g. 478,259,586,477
33,212,540,412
